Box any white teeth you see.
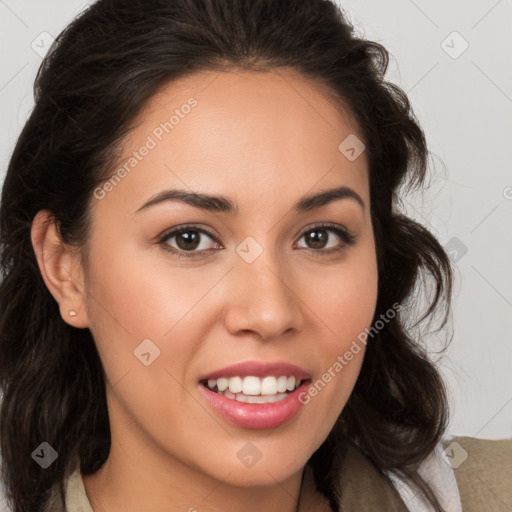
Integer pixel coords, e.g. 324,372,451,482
228,376,243,394
242,376,261,395
224,389,236,399
286,376,296,391
276,376,288,393
217,378,229,392
205,375,304,398
260,376,277,395
236,392,289,403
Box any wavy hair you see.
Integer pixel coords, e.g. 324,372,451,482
0,1,452,510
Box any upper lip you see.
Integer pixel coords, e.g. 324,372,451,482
198,361,311,382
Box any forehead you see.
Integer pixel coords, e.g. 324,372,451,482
93,68,369,218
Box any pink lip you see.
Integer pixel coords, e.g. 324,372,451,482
198,361,312,430
198,361,311,381
199,380,312,430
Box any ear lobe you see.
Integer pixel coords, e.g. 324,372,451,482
31,209,89,328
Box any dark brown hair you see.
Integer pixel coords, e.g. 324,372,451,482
0,1,452,510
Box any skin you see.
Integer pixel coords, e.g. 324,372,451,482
31,68,378,512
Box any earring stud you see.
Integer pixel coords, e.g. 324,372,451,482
69,310,77,317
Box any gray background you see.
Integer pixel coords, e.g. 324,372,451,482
1,0,511,443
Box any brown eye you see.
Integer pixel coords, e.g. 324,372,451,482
173,230,202,251
303,229,329,249
160,226,221,258
158,223,355,259
296,224,355,253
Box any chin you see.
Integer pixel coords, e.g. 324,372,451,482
200,452,305,487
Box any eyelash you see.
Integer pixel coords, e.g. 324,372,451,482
157,222,356,259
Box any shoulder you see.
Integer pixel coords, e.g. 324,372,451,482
338,442,410,511
442,435,512,511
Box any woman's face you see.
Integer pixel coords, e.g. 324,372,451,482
81,68,378,486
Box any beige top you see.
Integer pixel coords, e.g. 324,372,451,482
62,470,92,512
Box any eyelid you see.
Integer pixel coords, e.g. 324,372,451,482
158,224,221,244
296,221,355,243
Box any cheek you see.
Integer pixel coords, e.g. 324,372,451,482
83,250,201,436
84,239,209,340
303,245,379,350
311,274,377,381
298,244,378,425
82,234,233,401
83,242,171,382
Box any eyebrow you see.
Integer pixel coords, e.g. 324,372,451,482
134,185,365,215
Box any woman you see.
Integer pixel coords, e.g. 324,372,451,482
0,0,493,511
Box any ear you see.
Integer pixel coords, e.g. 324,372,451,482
31,209,90,328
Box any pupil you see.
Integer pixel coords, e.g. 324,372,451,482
306,230,327,249
177,231,200,250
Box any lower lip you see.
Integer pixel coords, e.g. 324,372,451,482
199,381,311,430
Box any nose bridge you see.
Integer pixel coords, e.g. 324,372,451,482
225,235,303,339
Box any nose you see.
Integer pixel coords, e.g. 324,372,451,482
223,248,304,341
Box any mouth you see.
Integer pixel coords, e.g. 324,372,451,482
200,375,308,404
197,361,312,430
